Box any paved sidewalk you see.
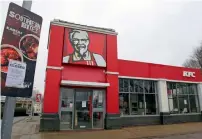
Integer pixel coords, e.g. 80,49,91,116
152,132,202,139
11,117,202,139
1,116,26,131
0,116,26,125
13,117,27,124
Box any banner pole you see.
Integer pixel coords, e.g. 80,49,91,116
1,97,16,139
1,1,32,139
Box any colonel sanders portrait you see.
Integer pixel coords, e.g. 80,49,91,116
63,30,106,67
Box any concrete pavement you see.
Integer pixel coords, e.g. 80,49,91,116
0,116,26,125
152,133,202,139
11,117,202,139
0,116,26,131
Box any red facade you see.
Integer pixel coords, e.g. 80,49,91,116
43,23,202,115
118,60,202,82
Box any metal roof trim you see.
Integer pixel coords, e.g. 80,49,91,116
51,19,118,35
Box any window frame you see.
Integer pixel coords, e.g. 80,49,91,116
167,82,200,115
119,78,158,116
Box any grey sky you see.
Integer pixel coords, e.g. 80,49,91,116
1,0,202,94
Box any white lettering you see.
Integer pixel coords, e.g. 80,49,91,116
15,14,21,20
183,71,195,78
8,10,41,34
9,11,15,18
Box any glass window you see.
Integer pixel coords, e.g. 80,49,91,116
93,90,104,109
60,88,74,130
119,79,124,92
75,91,91,111
182,85,188,94
61,88,74,109
168,97,178,114
172,83,177,96
189,95,200,113
123,79,129,92
93,112,103,128
130,94,144,115
119,78,158,116
60,111,72,129
150,81,155,93
189,84,197,94
177,83,183,95
167,82,200,114
145,80,155,93
134,80,143,93
145,94,156,115
178,95,189,113
129,80,134,92
144,81,149,93
119,93,129,115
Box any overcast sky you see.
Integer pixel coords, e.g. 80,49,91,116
1,0,202,94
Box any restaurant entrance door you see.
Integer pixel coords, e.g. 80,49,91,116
60,88,105,130
74,90,92,129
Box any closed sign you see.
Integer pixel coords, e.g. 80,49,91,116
183,71,195,77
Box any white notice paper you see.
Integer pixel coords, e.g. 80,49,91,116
70,103,73,108
184,100,187,105
98,93,103,103
139,102,143,108
82,101,86,107
5,60,26,88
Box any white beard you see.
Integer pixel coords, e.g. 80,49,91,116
79,48,87,55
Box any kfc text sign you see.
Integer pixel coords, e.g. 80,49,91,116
62,29,106,67
36,93,42,102
183,71,195,78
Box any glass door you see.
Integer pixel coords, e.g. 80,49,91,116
92,90,105,129
60,88,74,130
74,90,92,129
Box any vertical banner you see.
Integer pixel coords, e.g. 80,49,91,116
1,2,43,97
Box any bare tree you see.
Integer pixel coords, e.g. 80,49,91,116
183,44,202,69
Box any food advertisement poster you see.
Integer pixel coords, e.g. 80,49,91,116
1,2,42,97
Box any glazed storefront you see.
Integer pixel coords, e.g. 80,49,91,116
40,19,202,131
59,88,105,130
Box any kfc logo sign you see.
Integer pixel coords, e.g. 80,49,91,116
63,29,106,67
183,71,195,78
36,93,42,102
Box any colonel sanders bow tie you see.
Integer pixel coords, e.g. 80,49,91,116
77,53,87,60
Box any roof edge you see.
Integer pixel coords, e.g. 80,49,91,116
51,19,118,35
118,59,202,71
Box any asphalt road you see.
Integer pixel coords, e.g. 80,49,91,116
152,132,202,139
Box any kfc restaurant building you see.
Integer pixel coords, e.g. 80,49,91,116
40,19,202,131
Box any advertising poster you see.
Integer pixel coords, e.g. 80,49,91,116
1,2,42,97
62,28,107,67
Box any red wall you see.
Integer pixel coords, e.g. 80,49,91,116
106,35,119,114
62,65,106,83
43,69,61,113
43,25,64,113
118,60,202,82
47,25,64,66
